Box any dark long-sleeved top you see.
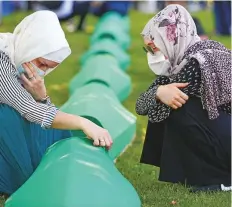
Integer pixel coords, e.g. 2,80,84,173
0,51,58,128
136,58,231,123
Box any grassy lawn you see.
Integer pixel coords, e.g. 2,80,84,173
0,9,231,207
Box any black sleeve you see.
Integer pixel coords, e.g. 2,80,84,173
135,76,170,117
137,58,202,123
175,58,201,97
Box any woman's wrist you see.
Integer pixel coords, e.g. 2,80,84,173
39,95,50,103
156,85,163,100
52,112,87,130
77,116,87,131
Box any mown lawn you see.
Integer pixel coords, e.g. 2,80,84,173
0,9,231,207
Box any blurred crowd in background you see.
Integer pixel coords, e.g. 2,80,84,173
0,1,231,36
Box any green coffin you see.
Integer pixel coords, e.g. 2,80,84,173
62,82,136,160
91,13,130,50
95,12,130,33
69,54,131,102
80,39,130,71
5,138,141,207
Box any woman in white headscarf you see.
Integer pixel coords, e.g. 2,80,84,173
0,10,112,196
136,5,231,192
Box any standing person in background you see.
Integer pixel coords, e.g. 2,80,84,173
157,1,166,10
0,10,113,198
32,1,91,32
90,1,132,17
199,1,207,10
0,1,2,25
214,1,231,35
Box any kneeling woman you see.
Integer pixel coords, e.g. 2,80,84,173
136,5,231,192
0,11,113,196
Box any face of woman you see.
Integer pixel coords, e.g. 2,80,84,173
143,38,169,59
30,57,59,72
143,38,160,55
143,37,171,76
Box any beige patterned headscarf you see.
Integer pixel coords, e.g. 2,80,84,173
142,4,231,120
141,4,201,75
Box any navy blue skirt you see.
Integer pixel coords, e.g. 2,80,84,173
141,97,231,187
0,104,72,194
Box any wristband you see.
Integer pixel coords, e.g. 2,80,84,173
40,95,50,104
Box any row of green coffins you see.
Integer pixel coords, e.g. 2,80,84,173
91,12,131,50
5,85,139,207
71,54,131,102
5,12,141,207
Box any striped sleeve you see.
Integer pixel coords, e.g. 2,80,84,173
45,97,52,106
0,52,58,129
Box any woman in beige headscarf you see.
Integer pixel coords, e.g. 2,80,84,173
137,4,231,192
0,10,112,196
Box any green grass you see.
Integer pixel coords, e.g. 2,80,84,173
0,9,231,207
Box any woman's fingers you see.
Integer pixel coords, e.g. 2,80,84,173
104,136,112,149
22,63,34,78
99,137,106,147
157,83,189,109
23,63,37,79
172,82,189,88
179,91,189,101
84,120,113,149
108,135,113,147
92,133,113,150
173,100,182,108
170,103,178,109
99,133,112,149
175,95,186,105
171,91,188,109
94,137,110,148
20,74,32,86
93,139,100,147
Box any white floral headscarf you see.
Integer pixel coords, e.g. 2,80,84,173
141,4,201,75
141,4,231,120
